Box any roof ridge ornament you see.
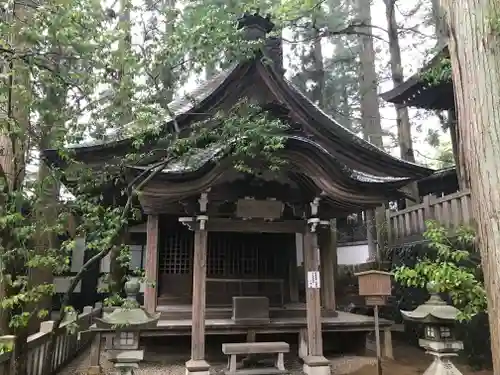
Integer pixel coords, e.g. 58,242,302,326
237,11,275,37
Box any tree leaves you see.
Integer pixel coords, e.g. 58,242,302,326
394,220,487,321
0,0,303,344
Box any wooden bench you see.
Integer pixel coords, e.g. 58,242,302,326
222,342,290,375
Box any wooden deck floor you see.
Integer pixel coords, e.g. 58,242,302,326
139,304,392,336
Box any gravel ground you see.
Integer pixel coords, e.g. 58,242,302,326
61,340,376,375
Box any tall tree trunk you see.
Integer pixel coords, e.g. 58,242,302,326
1,2,31,373
431,0,447,48
356,0,385,262
334,41,355,131
109,0,132,295
447,110,468,188
356,0,383,148
384,0,414,162
117,0,132,127
431,0,469,189
30,79,66,333
310,17,325,107
384,0,419,203
0,1,30,338
109,230,129,296
341,77,352,129
158,0,176,106
442,1,500,372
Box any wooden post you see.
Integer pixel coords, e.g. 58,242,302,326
319,222,336,312
145,214,159,314
366,209,378,262
385,208,393,246
190,223,208,361
242,330,257,366
383,327,393,359
330,220,338,310
289,235,300,303
375,205,387,259
88,332,102,375
374,305,382,375
422,195,435,221
303,230,323,356
298,328,308,359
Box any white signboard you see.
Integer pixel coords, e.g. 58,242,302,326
307,271,321,289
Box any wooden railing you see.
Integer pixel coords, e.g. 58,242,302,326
0,303,102,375
386,190,473,244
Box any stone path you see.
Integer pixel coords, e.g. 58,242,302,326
62,344,376,375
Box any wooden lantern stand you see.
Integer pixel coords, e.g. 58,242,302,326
354,270,392,375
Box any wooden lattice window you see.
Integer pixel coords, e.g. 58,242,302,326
159,221,193,274
207,240,225,276
158,219,294,277
207,232,292,278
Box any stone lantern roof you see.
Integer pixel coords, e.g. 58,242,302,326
95,279,160,330
400,282,460,323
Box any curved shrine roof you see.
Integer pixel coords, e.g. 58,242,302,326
42,55,435,213
126,134,418,213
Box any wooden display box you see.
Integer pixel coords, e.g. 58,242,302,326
354,270,392,297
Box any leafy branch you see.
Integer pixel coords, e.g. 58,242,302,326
394,220,487,320
420,57,452,86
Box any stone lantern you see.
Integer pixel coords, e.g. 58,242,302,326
400,282,464,375
95,279,160,375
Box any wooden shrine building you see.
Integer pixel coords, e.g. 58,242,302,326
380,46,453,110
44,12,433,375
380,46,466,192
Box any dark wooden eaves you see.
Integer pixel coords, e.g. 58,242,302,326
380,46,454,110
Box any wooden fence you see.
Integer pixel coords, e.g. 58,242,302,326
386,190,473,244
0,304,102,375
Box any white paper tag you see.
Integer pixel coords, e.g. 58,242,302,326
307,271,320,289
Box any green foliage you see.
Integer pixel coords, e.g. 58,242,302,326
487,11,500,37
394,221,487,321
421,57,452,86
0,187,72,330
434,141,456,169
104,294,126,307
0,0,308,343
0,342,13,354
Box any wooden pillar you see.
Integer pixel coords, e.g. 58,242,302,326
319,229,327,308
319,221,337,312
298,328,308,359
365,209,378,262
383,327,394,359
330,220,338,308
145,214,159,314
88,332,102,375
303,229,323,356
190,223,208,361
375,205,387,257
289,234,300,303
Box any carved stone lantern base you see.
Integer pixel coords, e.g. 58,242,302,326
108,348,144,375
423,352,464,375
114,362,139,375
